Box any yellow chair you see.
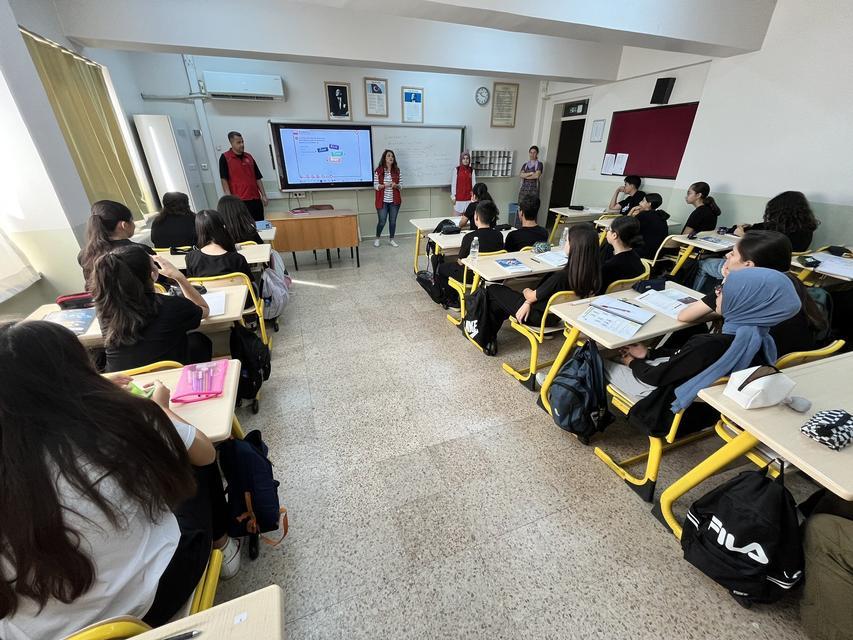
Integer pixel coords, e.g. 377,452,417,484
190,547,223,614
153,282,168,294
604,259,651,293
445,250,506,329
501,291,579,389
188,272,269,347
237,240,258,246
153,246,192,254
595,215,621,246
64,617,150,640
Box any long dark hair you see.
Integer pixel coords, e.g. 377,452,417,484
80,200,134,282
0,320,195,618
90,244,158,348
376,149,398,172
565,223,601,298
738,230,826,334
763,191,819,235
154,192,193,224
217,195,257,244
609,216,643,248
689,181,721,217
472,183,492,202
195,209,237,252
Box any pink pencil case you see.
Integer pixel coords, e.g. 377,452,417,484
172,360,228,404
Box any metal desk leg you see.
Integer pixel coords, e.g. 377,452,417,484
326,249,332,268
538,325,581,416
547,214,565,244
356,246,360,267
291,252,299,271
413,231,423,273
669,246,695,276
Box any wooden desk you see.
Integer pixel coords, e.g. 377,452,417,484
427,228,512,253
410,216,462,273
461,249,563,283
135,585,283,639
128,359,241,442
661,232,738,276
548,207,606,243
658,352,853,538
791,250,853,285
594,217,681,233
164,244,272,271
26,285,248,349
268,209,360,269
538,282,704,415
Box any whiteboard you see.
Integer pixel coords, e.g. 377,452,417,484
370,125,464,188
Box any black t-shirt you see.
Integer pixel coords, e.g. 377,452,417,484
601,249,645,293
618,191,646,214
459,228,504,259
151,215,197,249
185,249,253,281
533,270,569,311
234,228,264,245
505,226,548,253
460,201,478,228
636,210,670,259
748,222,813,253
683,204,719,233
104,293,203,372
629,333,735,388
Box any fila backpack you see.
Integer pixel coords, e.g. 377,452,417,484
680,463,804,606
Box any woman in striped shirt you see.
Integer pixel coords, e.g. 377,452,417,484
374,149,402,247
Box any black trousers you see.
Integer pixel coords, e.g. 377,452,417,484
434,262,474,305
186,333,213,365
485,284,557,345
243,199,265,222
143,462,229,625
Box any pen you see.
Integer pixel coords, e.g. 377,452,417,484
618,298,643,308
161,630,201,640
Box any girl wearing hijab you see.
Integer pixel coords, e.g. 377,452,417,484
450,151,476,215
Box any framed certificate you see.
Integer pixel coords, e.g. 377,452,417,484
401,86,424,123
364,77,388,117
491,82,519,128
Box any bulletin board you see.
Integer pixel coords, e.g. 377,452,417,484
602,102,699,179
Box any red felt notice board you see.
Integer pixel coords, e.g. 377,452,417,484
603,102,699,179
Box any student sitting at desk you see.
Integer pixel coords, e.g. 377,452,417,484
0,320,238,640
434,200,504,308
218,195,264,245
186,210,254,282
733,190,819,252
78,200,155,284
682,181,721,235
459,183,494,229
604,268,800,435
681,231,825,356
607,175,645,214
626,193,670,260
601,216,645,292
504,194,547,252
90,244,212,372
151,191,197,249
481,223,600,356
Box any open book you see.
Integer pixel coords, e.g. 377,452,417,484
636,288,699,319
589,296,654,324
531,250,567,267
577,307,642,340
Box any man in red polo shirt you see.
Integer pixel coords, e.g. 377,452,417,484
219,131,268,221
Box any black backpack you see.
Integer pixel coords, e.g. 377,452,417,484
229,324,271,401
546,341,611,443
416,220,455,303
462,286,491,350
681,463,804,607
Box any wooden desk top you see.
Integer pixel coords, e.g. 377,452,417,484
549,282,704,349
594,217,680,233
164,244,271,271
670,232,739,253
427,228,512,251
135,585,283,639
267,208,357,221
698,352,853,500
27,286,248,348
790,251,853,283
411,216,462,232
550,207,606,218
461,249,562,282
128,359,241,443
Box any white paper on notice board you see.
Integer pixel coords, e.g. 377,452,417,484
601,153,615,175
613,153,629,175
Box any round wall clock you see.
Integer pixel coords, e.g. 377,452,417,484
475,86,490,106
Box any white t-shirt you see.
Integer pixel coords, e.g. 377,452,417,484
0,421,196,640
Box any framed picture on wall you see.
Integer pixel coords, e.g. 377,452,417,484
491,82,519,128
325,81,352,120
401,86,424,123
364,77,388,117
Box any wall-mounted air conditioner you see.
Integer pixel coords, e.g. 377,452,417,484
202,71,285,101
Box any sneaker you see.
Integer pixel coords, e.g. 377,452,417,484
535,371,547,387
373,238,380,247
389,239,399,247
218,537,242,580
447,304,461,312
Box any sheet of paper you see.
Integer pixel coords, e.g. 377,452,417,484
531,250,567,267
590,295,654,324
694,234,736,249
636,289,699,319
601,154,615,175
811,253,853,279
578,306,641,340
202,291,227,317
613,153,629,175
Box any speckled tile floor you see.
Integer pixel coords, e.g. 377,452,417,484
217,237,811,639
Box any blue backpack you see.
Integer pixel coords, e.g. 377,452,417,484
218,430,287,542
547,341,611,444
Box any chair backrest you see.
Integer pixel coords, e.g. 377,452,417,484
649,234,682,267
114,360,183,377
775,339,846,369
188,273,268,345
237,240,257,247
63,617,150,640
153,246,191,253
153,282,168,294
605,260,651,293
531,290,577,334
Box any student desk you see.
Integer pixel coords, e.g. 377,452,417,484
426,228,512,254
657,352,853,538
548,207,606,243
135,585,284,639
165,243,272,271
594,217,681,232
268,209,360,269
127,359,241,442
538,282,704,416
790,250,853,285
410,216,462,272
658,232,739,276
460,249,563,283
25,285,248,349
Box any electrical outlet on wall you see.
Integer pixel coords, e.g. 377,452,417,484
291,191,307,199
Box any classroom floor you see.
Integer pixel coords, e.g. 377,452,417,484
217,237,811,639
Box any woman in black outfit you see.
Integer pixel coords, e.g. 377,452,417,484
78,200,155,285
435,200,503,307
217,195,263,245
682,181,721,234
186,210,253,281
601,216,645,292
482,223,600,355
151,192,197,249
734,191,819,252
459,184,494,229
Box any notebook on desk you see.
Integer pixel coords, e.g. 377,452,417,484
589,296,654,324
495,257,532,274
201,291,227,317
44,308,96,335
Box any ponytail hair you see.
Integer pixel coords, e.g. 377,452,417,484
610,215,643,248
565,223,601,299
80,200,134,282
689,181,721,217
472,182,491,202
90,244,157,348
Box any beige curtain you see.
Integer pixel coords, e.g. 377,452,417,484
21,29,152,217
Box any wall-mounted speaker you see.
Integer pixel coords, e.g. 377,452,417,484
651,77,676,104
